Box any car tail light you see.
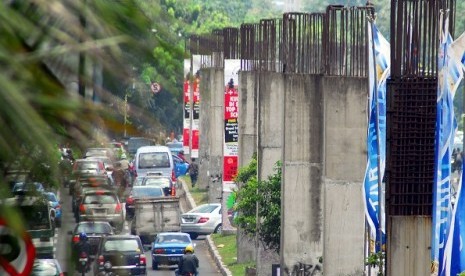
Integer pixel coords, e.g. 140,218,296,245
198,217,209,223
154,248,165,254
171,170,176,182
79,204,86,213
171,185,176,196
56,204,61,210
126,196,134,205
98,255,104,265
115,203,122,213
139,254,146,265
72,235,80,243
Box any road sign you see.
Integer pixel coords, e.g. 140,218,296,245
0,218,36,276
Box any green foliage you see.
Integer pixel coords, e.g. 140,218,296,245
234,154,282,252
365,251,385,276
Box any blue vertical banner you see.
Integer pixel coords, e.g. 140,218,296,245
443,31,465,276
432,12,464,275
363,20,390,251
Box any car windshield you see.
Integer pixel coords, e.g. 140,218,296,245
83,194,116,204
104,239,140,252
143,178,171,187
133,187,164,197
31,260,59,276
138,152,170,168
13,182,43,192
76,223,112,234
44,193,57,202
156,235,190,244
76,162,99,170
190,204,218,213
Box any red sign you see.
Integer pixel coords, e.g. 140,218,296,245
192,130,199,149
223,156,238,182
183,128,190,148
0,218,36,276
193,78,200,103
224,87,238,120
183,80,190,103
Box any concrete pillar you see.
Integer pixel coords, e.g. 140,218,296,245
198,68,224,203
237,71,259,263
387,217,431,275
281,74,324,275
322,77,367,275
256,71,284,275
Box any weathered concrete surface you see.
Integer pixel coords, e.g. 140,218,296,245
281,74,324,275
237,71,258,263
256,71,284,275
387,217,431,276
198,68,224,203
322,77,366,275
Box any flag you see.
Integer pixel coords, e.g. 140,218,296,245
432,12,463,275
443,31,465,276
363,20,390,251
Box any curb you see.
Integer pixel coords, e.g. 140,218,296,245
179,177,234,276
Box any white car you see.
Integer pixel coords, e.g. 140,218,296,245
180,203,222,239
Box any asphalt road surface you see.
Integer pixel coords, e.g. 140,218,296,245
56,185,221,275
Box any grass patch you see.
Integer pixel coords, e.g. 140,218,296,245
211,233,255,276
179,175,208,205
190,187,208,205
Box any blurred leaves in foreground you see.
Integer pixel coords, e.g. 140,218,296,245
0,0,151,191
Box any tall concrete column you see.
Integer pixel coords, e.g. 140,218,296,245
256,71,284,275
322,77,367,275
281,74,324,275
237,71,259,263
198,68,224,204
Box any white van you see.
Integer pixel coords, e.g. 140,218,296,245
134,146,174,179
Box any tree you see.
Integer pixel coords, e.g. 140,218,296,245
234,154,282,252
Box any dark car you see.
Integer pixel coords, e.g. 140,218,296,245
125,186,165,219
93,235,146,276
31,258,65,276
69,221,114,255
12,182,45,196
69,159,109,195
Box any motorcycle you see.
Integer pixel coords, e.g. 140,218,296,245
77,252,89,276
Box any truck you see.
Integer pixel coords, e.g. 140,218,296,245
130,196,181,245
1,195,56,258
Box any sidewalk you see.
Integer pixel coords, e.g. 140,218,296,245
178,177,233,276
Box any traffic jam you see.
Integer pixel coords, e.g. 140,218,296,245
0,140,216,276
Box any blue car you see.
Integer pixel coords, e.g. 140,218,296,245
173,155,189,178
43,191,62,227
151,232,194,270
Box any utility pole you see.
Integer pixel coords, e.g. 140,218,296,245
124,94,128,138
78,0,86,98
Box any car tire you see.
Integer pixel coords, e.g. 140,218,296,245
189,233,199,240
214,224,222,234
152,262,158,270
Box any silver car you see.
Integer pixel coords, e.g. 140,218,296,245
79,190,124,232
180,203,222,239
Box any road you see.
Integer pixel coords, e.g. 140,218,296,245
55,185,221,275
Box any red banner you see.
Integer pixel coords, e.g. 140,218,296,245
223,156,238,182
224,87,238,120
192,130,199,150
